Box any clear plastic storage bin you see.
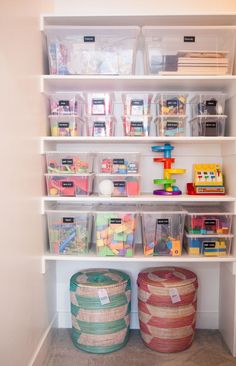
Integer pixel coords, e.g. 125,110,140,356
156,93,188,115
189,115,226,136
123,115,152,136
46,207,93,255
190,93,226,117
185,233,233,256
46,152,94,174
49,115,84,137
185,207,233,235
49,93,83,115
95,206,137,256
142,26,236,75
84,92,114,115
122,93,153,115
155,116,186,137
98,152,140,174
141,206,186,256
97,174,140,197
45,173,94,196
85,115,116,137
45,26,140,75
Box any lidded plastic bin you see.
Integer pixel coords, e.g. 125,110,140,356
85,115,116,137
156,93,188,115
46,152,94,174
122,93,153,115
97,174,141,197
83,92,115,115
142,26,236,75
49,115,84,137
185,206,233,235
190,93,226,117
45,26,140,75
45,173,94,196
155,116,186,137
97,152,140,174
141,205,186,256
95,205,137,256
49,93,84,115
123,115,152,136
185,233,233,256
189,115,227,136
46,205,93,255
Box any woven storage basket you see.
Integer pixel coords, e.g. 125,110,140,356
70,268,131,353
138,267,198,353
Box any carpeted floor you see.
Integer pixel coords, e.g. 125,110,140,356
44,329,236,366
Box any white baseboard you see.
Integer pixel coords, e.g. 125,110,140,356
57,311,219,330
28,314,57,366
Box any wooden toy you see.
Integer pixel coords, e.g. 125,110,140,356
187,164,225,195
152,143,186,195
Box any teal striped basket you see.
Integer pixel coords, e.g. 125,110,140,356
70,268,131,353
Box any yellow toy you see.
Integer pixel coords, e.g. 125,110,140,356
187,164,225,195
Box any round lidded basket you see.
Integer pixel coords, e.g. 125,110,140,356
138,267,198,353
70,268,131,353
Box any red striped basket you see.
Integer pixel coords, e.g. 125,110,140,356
137,267,198,353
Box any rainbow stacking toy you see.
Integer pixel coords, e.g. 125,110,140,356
152,143,186,195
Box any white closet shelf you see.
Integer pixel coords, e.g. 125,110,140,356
41,75,236,95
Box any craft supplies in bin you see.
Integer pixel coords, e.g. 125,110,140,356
85,115,116,137
185,233,233,256
70,268,131,353
49,93,84,115
49,115,83,137
156,93,188,115
97,174,140,197
123,115,152,136
122,93,153,115
98,152,140,174
46,26,140,75
155,116,186,137
46,206,93,255
137,267,198,352
45,173,94,196
95,206,137,256
142,26,236,75
141,206,186,256
189,115,227,136
46,152,94,174
190,93,226,117
84,93,114,115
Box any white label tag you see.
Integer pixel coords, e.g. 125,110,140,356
98,289,110,305
169,288,181,304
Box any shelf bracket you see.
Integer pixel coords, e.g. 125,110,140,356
41,256,46,275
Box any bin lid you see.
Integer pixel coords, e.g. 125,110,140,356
70,268,130,288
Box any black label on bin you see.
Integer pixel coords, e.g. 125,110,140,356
204,219,216,226
62,159,73,165
167,100,178,107
59,100,69,106
110,218,122,224
131,122,144,128
58,122,69,128
63,217,74,224
131,99,144,106
203,241,216,248
157,219,169,225
62,181,74,188
184,36,195,42
206,100,217,107
206,122,217,128
94,122,106,128
113,159,125,165
93,99,105,105
114,181,126,188
166,122,179,130
84,36,95,42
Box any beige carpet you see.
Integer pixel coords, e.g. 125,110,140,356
44,329,236,366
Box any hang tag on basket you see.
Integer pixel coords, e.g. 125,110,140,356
98,289,110,305
169,288,181,304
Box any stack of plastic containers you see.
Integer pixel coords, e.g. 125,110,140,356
83,92,116,137
96,152,141,197
184,207,233,256
189,93,227,136
45,152,95,196
155,93,188,137
141,206,186,256
122,93,153,136
49,93,84,136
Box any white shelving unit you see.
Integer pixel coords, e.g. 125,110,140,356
41,13,236,356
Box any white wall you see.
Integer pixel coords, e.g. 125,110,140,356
0,1,55,366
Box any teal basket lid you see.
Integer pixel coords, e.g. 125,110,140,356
70,268,130,288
